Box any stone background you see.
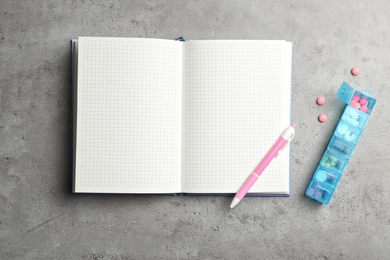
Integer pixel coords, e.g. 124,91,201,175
1,0,389,259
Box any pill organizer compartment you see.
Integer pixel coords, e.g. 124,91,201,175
338,82,376,114
334,120,362,144
341,106,369,129
320,151,348,174
313,166,341,188
306,181,335,205
327,136,356,159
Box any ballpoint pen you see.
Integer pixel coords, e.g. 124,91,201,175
230,124,296,208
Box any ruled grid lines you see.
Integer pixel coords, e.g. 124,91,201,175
182,42,290,193
77,38,182,192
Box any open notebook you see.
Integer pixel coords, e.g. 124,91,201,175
72,37,292,195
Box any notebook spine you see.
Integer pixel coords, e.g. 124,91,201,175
305,82,376,205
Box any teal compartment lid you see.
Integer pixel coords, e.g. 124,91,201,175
337,82,354,104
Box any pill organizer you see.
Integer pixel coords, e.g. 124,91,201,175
306,82,376,204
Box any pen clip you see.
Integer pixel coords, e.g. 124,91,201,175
276,129,295,157
286,130,295,142
275,141,289,157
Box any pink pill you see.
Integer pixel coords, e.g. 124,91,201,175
360,105,369,113
318,114,327,122
350,100,361,109
352,94,360,101
316,96,326,105
351,67,360,76
359,97,367,105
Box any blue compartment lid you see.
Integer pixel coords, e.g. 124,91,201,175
337,82,355,104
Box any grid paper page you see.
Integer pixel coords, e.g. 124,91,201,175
75,37,182,193
182,40,292,194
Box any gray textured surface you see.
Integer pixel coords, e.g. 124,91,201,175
1,0,390,259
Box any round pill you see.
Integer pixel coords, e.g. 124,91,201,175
360,105,369,113
350,100,361,109
318,114,327,122
351,67,360,76
352,94,361,101
316,170,328,182
337,124,349,135
308,188,315,196
316,96,326,105
359,97,367,105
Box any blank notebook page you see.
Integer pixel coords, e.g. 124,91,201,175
75,37,182,193
182,40,292,194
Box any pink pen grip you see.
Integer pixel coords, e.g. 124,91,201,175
236,173,259,199
253,137,286,174
235,137,287,200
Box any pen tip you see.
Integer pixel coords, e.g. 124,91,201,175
230,197,241,209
